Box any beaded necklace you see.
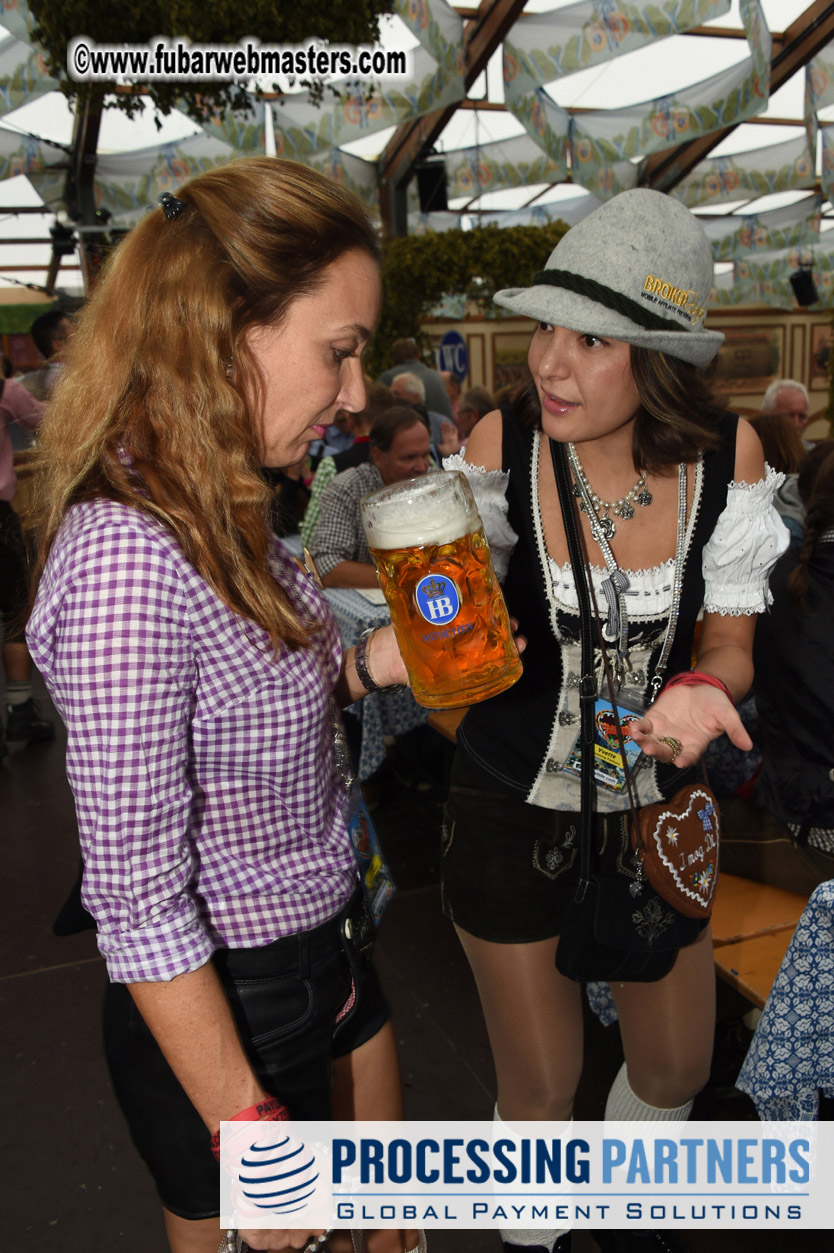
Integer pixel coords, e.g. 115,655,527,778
565,442,688,692
568,442,652,539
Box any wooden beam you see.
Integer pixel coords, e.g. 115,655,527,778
56,94,104,294
0,265,82,272
379,0,528,233
644,0,834,192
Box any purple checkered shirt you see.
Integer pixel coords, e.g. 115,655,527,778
27,498,357,983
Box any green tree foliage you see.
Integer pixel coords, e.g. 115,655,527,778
367,220,569,377
30,0,394,121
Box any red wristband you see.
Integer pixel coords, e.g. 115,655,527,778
209,1096,290,1160
663,670,734,704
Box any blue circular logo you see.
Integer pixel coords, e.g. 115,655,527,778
439,330,469,381
237,1133,320,1215
415,572,461,624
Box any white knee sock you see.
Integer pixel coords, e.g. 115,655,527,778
494,1105,570,1250
604,1062,693,1121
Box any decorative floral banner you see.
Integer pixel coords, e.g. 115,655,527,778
709,267,756,306
502,0,731,98
177,92,266,153
307,148,379,212
671,131,816,208
395,0,462,64
25,133,238,224
568,143,638,198
701,194,821,261
0,0,36,47
0,33,57,113
270,0,463,159
821,127,834,207
478,193,603,228
501,85,570,171
569,0,769,198
729,238,834,308
444,132,564,200
0,122,66,181
805,38,834,112
270,41,463,158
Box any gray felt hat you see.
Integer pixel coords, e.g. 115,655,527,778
494,189,723,367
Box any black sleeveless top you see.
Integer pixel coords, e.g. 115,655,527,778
457,407,739,806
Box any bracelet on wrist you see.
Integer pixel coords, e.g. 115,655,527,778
353,627,402,695
209,1096,290,1161
663,670,734,704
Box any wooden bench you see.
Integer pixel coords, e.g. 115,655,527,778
423,708,808,1011
712,932,797,1010
710,874,808,1009
710,873,807,946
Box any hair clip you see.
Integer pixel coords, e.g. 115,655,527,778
158,192,186,221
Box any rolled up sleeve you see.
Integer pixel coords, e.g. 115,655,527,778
27,510,212,982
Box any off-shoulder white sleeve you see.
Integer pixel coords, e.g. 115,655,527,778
702,465,791,615
442,453,518,581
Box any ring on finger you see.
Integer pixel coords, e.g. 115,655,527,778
658,735,683,763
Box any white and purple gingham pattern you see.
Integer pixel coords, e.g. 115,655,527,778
27,498,357,983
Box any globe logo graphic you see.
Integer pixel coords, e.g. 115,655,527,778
235,1132,322,1217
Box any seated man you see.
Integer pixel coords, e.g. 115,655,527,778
761,377,811,443
310,406,431,588
389,371,449,460
299,382,394,550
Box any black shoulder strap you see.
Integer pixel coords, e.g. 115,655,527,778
549,437,595,903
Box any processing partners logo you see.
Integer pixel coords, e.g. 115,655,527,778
221,1120,834,1232
222,1125,334,1229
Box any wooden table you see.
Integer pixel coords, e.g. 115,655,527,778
710,872,808,946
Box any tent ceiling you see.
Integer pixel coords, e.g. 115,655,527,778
0,0,832,313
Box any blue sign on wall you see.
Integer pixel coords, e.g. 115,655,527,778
438,331,469,381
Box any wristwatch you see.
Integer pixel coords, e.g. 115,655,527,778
353,628,403,694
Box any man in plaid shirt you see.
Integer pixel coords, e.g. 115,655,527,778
311,406,432,588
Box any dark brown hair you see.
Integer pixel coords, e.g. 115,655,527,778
748,412,805,475
513,345,724,474
33,157,380,652
789,442,834,609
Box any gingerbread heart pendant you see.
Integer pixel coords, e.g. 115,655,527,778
634,784,719,919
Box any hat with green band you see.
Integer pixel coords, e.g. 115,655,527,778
494,188,723,368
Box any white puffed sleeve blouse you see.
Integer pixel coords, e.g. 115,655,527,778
444,454,790,616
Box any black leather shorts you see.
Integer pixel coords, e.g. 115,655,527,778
103,892,389,1219
441,753,587,943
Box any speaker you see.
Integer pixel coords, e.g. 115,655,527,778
790,268,819,307
415,160,448,213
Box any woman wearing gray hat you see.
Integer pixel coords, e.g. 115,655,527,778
441,189,789,1253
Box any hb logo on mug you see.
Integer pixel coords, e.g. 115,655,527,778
415,573,461,624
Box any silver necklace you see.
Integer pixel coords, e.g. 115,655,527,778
568,442,652,539
566,441,687,688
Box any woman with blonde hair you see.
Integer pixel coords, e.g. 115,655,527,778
27,158,420,1253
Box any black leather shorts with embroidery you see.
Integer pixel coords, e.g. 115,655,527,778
442,752,595,943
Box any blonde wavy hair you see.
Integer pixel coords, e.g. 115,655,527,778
32,156,380,650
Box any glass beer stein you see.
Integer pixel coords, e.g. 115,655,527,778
361,470,522,709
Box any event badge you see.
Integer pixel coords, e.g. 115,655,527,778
344,782,397,926
562,696,645,793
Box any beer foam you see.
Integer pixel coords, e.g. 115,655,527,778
362,471,479,550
